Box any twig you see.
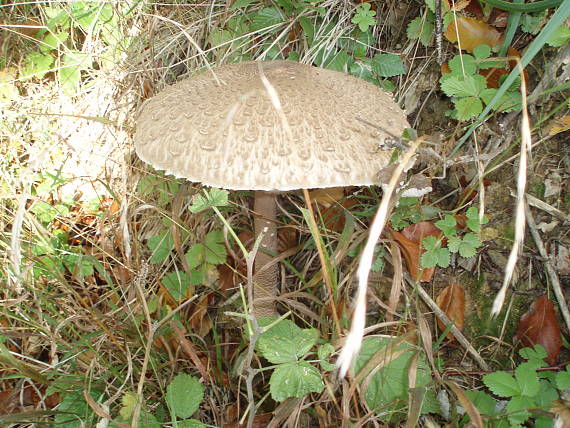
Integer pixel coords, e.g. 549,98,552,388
524,203,570,334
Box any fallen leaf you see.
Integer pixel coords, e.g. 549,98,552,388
546,115,570,136
391,222,442,282
445,16,502,52
435,284,465,340
189,293,214,337
514,295,562,365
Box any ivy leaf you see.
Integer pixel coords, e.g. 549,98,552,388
256,318,319,364
270,361,324,401
166,373,204,419
372,53,405,78
483,371,520,397
407,16,434,46
189,188,229,213
454,96,483,121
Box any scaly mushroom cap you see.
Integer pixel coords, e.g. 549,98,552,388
134,61,409,190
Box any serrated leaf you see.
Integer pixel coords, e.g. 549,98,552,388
317,343,335,371
189,188,229,213
435,214,457,237
473,44,491,60
204,230,227,265
162,271,201,301
546,26,570,47
372,53,405,78
464,390,497,415
506,395,534,425
270,361,323,401
421,235,440,251
407,16,434,46
483,371,520,397
519,344,549,361
21,51,54,80
352,3,376,32
251,7,283,33
176,420,206,428
448,54,477,75
257,318,319,364
166,373,204,419
515,362,540,397
147,230,174,264
556,367,570,390
40,31,68,53
440,75,476,98
355,337,436,419
535,378,559,408
420,246,450,268
454,96,483,121
231,0,257,8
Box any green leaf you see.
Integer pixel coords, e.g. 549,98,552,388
520,11,547,34
448,54,477,75
352,3,376,32
519,344,548,362
483,371,520,397
231,0,257,8
317,343,336,371
407,16,434,46
454,96,483,121
464,390,497,415
421,236,450,268
349,61,376,83
204,230,227,265
435,214,457,237
54,389,103,427
147,230,174,264
535,379,559,407
256,318,319,364
355,337,436,421
270,361,324,401
166,373,204,419
21,51,54,80
546,26,570,47
186,244,205,270
251,7,283,33
466,206,488,231
506,395,534,425
324,50,353,73
556,366,570,390
473,44,491,60
177,420,206,428
40,31,68,53
189,188,229,213
372,53,405,77
441,74,486,97
162,271,200,301
60,51,90,94
515,362,540,397
449,232,481,258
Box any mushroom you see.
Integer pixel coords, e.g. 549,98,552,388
134,60,409,318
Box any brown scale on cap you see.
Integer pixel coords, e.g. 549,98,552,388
134,60,409,317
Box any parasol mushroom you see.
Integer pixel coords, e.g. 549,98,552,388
134,60,409,317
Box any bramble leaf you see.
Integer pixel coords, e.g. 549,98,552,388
166,373,204,419
270,361,323,401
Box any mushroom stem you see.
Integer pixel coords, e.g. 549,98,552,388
253,190,278,318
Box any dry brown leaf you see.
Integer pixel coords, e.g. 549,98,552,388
189,293,213,337
391,222,442,282
308,187,346,205
514,295,562,365
435,284,465,340
445,16,502,52
546,115,570,136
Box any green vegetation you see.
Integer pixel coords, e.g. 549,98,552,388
1,0,568,426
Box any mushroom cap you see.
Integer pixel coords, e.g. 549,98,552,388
135,61,409,191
